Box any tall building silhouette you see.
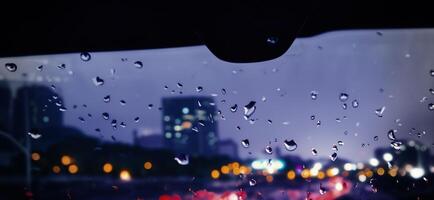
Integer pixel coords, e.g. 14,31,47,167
162,96,218,156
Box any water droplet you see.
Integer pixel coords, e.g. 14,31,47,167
387,129,397,140
5,63,17,72
319,184,327,195
134,61,143,68
243,101,256,118
420,96,427,103
267,119,273,124
310,115,315,120
430,69,434,76
57,63,66,69
236,126,241,131
332,144,338,151
174,154,189,165
120,122,126,128
78,116,85,122
221,88,226,95
191,127,199,132
148,104,153,109
265,145,273,154
196,86,203,92
230,104,238,112
342,103,348,110
120,100,126,106
429,88,434,95
177,83,183,88
316,120,321,127
241,139,250,148
27,129,42,139
59,107,67,112
283,139,297,151
337,141,344,146
310,91,318,100
261,96,267,102
336,118,341,123
390,141,402,150
373,136,379,141
375,106,386,117
134,117,140,123
311,148,318,156
266,36,279,45
92,76,104,86
102,112,110,120
103,95,110,103
111,119,117,130
36,65,43,71
339,93,349,102
330,152,338,161
80,52,91,61
352,99,359,108
428,103,434,111
249,179,257,186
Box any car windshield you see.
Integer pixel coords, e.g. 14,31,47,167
0,29,433,200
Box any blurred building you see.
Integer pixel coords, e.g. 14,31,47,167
133,128,163,149
13,85,63,142
161,96,218,156
217,139,238,159
0,81,11,132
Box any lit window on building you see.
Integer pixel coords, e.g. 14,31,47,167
175,132,182,138
181,121,192,129
174,125,182,132
175,118,181,125
163,115,170,122
42,116,50,123
165,132,172,139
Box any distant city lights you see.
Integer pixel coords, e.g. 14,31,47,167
68,164,79,174
119,170,132,181
103,163,113,173
383,153,393,162
409,167,425,179
61,155,72,166
369,158,379,167
358,174,367,182
251,159,284,174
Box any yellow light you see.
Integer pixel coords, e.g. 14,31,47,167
286,170,296,180
388,166,398,177
144,161,153,170
211,169,220,179
233,167,241,175
335,182,344,191
317,171,325,180
52,165,61,174
61,155,72,166
239,166,249,174
266,175,273,183
119,170,132,181
301,169,310,179
326,168,339,177
232,162,240,169
103,163,113,173
31,152,40,161
181,121,192,129
221,165,230,174
377,168,385,176
365,170,373,178
68,164,79,174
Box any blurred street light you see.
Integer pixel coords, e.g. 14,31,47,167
120,170,132,181
369,158,379,167
409,167,425,179
383,153,393,162
103,163,113,173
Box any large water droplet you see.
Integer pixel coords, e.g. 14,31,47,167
103,95,110,103
390,141,402,150
429,88,434,95
174,154,189,165
243,101,256,118
230,104,238,112
196,86,203,92
330,152,338,161
134,61,143,68
249,179,257,186
177,83,183,88
430,69,434,77
241,139,250,148
36,65,43,71
27,129,42,139
428,103,434,111
310,91,318,100
375,106,386,117
316,120,321,127
102,112,110,120
120,100,126,106
310,115,315,120
80,52,91,61
57,63,66,69
352,100,359,108
5,63,17,72
332,144,338,151
265,145,273,154
221,88,226,95
92,76,104,86
339,93,349,102
373,136,379,141
134,117,140,123
319,184,327,195
283,139,297,151
311,148,318,156
387,129,397,140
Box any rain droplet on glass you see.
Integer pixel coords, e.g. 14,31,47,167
5,63,17,72
390,141,402,150
352,99,359,108
283,139,297,151
196,86,203,92
311,148,318,156
330,152,338,161
249,179,257,186
134,61,143,68
174,154,189,165
92,76,104,86
230,104,238,112
27,129,42,139
103,95,110,103
243,101,256,119
375,106,386,117
339,93,349,102
310,91,318,100
265,145,273,154
102,112,110,120
80,52,91,61
387,129,397,140
241,139,250,148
